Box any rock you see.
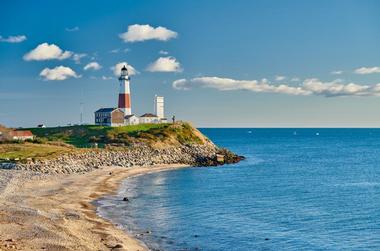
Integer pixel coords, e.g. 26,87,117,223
122,197,129,202
7,144,244,173
64,212,80,220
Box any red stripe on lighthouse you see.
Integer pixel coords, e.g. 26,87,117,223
118,94,131,108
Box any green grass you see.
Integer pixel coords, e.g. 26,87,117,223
26,124,172,148
0,122,207,161
0,143,73,161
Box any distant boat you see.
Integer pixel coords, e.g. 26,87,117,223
248,131,252,134
316,132,320,136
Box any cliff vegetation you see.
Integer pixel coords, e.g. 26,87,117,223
0,122,215,162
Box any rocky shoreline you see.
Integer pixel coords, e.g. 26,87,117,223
0,129,244,250
0,144,244,174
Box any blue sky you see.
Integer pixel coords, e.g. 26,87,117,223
2,0,380,127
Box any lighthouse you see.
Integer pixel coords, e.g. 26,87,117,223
118,65,132,116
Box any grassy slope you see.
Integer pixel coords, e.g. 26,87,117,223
28,124,169,147
28,122,206,147
0,122,210,161
0,143,73,161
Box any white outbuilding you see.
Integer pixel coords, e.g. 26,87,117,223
139,113,160,124
125,114,140,125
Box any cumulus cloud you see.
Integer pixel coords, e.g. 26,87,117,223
119,24,178,42
275,75,286,81
354,67,380,74
73,53,87,64
331,70,343,75
23,43,73,61
146,57,182,72
172,76,380,97
65,26,79,32
84,62,101,71
111,62,138,76
39,66,80,81
173,79,191,91
0,35,27,43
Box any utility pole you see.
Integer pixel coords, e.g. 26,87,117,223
80,102,84,125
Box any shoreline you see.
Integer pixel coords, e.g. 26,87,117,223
0,164,189,250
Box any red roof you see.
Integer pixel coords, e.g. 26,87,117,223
9,130,34,137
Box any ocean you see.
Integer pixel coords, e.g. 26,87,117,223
96,128,380,250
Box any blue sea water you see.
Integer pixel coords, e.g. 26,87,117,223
96,129,380,250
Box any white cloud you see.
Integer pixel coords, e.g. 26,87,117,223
159,50,169,55
39,66,80,81
110,49,120,53
119,24,178,42
0,35,27,43
146,57,182,72
173,79,191,91
102,76,113,80
302,78,371,97
65,26,79,32
172,76,380,97
110,48,130,53
354,67,380,74
73,53,87,64
111,62,138,76
291,77,300,82
275,75,286,81
331,70,343,75
175,77,308,95
84,62,102,71
23,43,73,61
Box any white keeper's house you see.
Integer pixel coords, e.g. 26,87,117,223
95,66,168,126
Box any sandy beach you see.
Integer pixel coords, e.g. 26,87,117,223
0,164,188,251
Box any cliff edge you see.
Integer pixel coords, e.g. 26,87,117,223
0,122,244,173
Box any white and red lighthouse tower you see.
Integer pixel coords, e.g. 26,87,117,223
118,65,132,116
